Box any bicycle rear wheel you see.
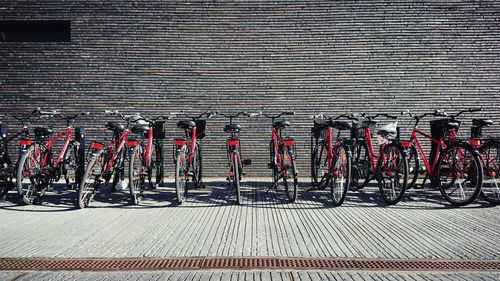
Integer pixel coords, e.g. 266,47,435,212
312,141,328,189
77,151,104,209
129,146,145,205
351,140,370,189
282,146,298,203
406,144,420,189
16,146,42,205
437,142,482,206
479,140,500,204
192,141,202,188
174,146,188,204
62,141,78,189
330,144,351,206
378,143,407,205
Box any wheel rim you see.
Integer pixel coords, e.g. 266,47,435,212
79,154,103,208
314,143,328,188
282,148,297,202
331,147,348,204
18,147,41,204
131,148,145,203
379,145,405,203
439,145,480,204
175,148,187,203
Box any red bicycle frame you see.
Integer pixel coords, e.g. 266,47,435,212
364,126,388,172
174,126,197,170
324,127,344,176
41,127,72,169
227,138,241,178
410,127,448,176
101,130,129,172
271,126,295,174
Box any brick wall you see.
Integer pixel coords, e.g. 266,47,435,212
1,0,499,177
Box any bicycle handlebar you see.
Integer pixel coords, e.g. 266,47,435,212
219,112,250,119
171,111,217,119
361,113,398,120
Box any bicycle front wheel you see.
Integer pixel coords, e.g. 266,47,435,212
77,151,103,209
479,140,500,205
282,146,298,203
129,146,145,205
192,141,202,188
377,143,407,205
437,142,482,206
174,146,188,204
62,141,78,189
232,152,241,205
406,144,420,189
352,140,370,189
16,146,41,205
330,145,351,206
312,141,328,189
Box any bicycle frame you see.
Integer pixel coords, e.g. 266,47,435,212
174,126,197,171
40,127,72,169
324,127,344,176
410,127,446,176
102,130,129,173
364,126,389,173
227,137,241,178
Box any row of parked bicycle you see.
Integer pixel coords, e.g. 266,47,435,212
0,107,498,208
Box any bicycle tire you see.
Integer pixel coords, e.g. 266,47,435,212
129,146,145,205
437,142,483,206
330,144,351,206
174,146,188,204
270,140,278,183
312,141,328,189
192,141,202,188
479,140,500,204
351,140,371,189
282,146,298,203
62,142,77,189
148,140,160,189
152,139,163,188
377,142,408,205
16,146,40,205
77,152,103,209
232,152,241,205
406,144,420,189
111,148,125,192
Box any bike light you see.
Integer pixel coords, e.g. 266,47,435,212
19,139,33,146
175,139,186,146
283,139,295,147
400,141,413,148
127,140,138,147
90,141,104,150
227,139,239,146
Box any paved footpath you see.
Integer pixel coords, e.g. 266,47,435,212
0,178,498,280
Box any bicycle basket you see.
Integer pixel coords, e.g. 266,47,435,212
350,122,373,139
311,120,327,139
153,121,166,139
195,119,207,139
429,119,460,138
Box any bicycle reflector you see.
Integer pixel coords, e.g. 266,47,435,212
400,141,413,148
283,139,295,147
174,139,186,146
90,141,104,150
127,140,138,147
470,139,481,147
227,139,239,146
19,139,33,146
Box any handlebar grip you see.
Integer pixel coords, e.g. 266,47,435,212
469,108,481,113
284,111,295,115
248,112,260,118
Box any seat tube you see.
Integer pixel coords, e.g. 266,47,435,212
273,127,282,170
365,127,376,170
145,127,153,168
327,127,333,173
189,127,197,168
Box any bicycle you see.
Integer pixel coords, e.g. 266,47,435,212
128,113,170,205
403,109,483,206
77,110,136,208
261,111,298,203
468,117,500,205
172,111,216,205
219,112,254,205
311,114,356,206
0,110,38,200
16,110,87,205
350,113,411,205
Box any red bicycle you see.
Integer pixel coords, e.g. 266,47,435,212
173,111,216,205
261,111,298,203
404,109,483,206
219,112,253,205
128,113,170,205
469,116,500,204
16,110,88,205
77,110,137,208
351,113,411,205
311,114,356,206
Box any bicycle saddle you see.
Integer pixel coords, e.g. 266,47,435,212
224,124,241,133
332,121,351,131
177,120,196,130
105,122,125,132
131,124,149,134
472,118,493,128
445,121,460,131
273,120,290,129
34,127,53,137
